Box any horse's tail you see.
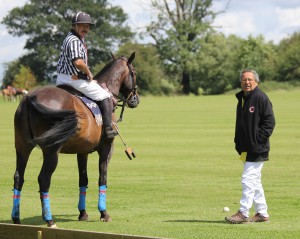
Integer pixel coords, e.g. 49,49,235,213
26,95,78,149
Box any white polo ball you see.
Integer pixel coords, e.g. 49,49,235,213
223,207,230,212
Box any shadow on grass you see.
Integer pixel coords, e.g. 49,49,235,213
0,214,80,226
164,219,228,224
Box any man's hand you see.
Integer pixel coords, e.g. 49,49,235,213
73,58,93,81
87,73,93,81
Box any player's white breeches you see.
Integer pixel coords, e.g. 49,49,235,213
56,73,110,101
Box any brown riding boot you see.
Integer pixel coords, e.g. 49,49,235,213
97,98,118,139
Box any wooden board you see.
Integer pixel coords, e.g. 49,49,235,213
0,223,165,239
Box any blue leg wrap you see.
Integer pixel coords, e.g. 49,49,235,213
98,185,107,212
40,192,52,221
78,186,87,211
11,189,21,220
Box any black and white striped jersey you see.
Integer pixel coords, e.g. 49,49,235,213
57,30,87,75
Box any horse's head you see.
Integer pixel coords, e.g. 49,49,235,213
97,52,139,109
118,52,139,108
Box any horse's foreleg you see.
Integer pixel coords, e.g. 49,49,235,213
38,150,59,228
98,140,114,222
12,148,33,224
77,153,89,221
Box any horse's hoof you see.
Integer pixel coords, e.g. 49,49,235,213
100,217,112,222
78,210,89,221
49,224,58,228
46,220,57,228
13,218,21,224
100,211,112,222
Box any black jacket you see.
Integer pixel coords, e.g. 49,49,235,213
234,87,275,161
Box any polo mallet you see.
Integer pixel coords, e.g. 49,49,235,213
112,123,136,160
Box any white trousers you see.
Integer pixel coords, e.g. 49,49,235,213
56,73,110,101
239,161,269,218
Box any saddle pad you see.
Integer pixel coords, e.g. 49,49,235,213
77,96,103,126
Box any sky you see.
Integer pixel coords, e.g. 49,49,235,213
1,0,300,81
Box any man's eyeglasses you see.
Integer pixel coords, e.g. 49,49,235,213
241,78,255,83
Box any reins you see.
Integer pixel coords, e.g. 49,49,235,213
110,56,137,122
113,94,126,122
112,85,138,122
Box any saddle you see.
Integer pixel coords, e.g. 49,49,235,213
57,85,102,126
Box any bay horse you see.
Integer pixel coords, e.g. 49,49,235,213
2,86,16,102
12,52,139,227
2,88,12,101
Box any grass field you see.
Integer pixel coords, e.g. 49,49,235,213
0,90,300,239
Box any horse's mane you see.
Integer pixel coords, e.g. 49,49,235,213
94,59,117,79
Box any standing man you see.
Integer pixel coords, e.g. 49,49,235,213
225,69,275,224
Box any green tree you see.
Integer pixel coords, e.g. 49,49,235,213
191,33,242,94
14,65,37,90
276,32,300,82
1,0,133,83
236,35,277,83
2,60,21,87
189,33,278,94
146,0,217,94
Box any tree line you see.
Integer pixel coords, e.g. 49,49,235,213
1,0,300,95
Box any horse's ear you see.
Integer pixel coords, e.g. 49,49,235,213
128,52,135,64
110,51,117,60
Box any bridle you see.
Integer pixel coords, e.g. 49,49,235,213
111,57,138,122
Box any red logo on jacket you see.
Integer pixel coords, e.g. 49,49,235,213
249,106,255,113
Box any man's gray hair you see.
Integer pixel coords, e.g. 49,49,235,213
239,69,260,82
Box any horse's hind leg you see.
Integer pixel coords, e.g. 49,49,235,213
38,148,59,228
12,147,33,224
77,153,89,221
12,99,35,224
